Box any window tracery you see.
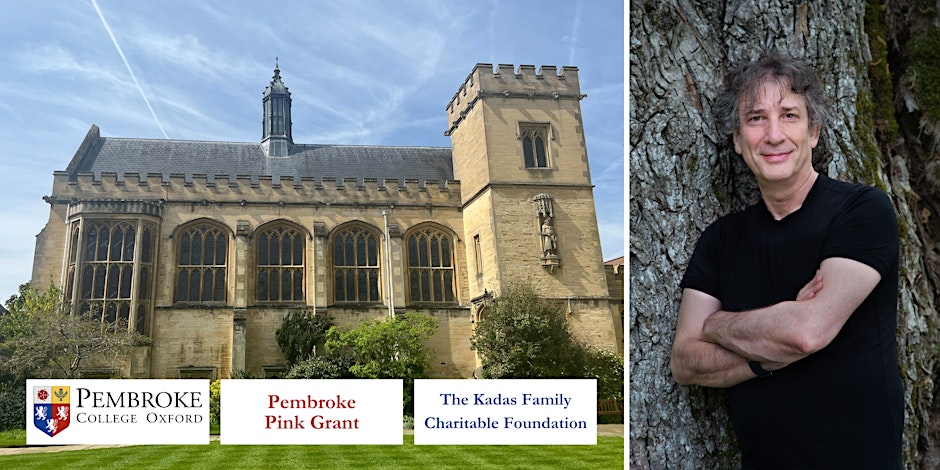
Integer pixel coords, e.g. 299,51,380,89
257,223,305,302
406,225,456,304
332,225,380,303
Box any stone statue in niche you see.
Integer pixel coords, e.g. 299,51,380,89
533,193,560,272
541,217,557,256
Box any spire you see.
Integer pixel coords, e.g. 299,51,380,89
262,58,292,156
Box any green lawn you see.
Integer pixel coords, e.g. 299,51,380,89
0,433,624,469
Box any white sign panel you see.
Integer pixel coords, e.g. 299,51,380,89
413,379,596,445
26,379,209,445
220,379,403,445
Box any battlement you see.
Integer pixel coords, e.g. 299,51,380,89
445,63,584,136
51,171,462,210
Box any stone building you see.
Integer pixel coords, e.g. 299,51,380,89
30,63,622,379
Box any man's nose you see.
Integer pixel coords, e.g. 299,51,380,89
765,118,784,144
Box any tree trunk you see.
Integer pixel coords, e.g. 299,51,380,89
629,1,940,468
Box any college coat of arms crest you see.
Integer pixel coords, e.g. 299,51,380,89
33,386,70,437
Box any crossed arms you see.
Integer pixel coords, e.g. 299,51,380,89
670,256,881,388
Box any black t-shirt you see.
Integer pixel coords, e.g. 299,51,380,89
681,174,903,469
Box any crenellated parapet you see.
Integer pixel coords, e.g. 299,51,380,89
49,171,462,209
445,63,585,136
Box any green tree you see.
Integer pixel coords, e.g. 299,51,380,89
275,310,333,367
470,282,586,379
325,312,437,412
0,282,148,379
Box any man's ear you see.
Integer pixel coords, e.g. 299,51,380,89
810,125,821,149
733,131,742,155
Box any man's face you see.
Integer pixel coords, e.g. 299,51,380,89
733,80,820,188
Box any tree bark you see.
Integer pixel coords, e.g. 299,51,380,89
629,1,940,468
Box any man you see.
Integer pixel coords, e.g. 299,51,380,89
670,53,903,469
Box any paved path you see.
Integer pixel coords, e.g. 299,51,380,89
0,425,623,455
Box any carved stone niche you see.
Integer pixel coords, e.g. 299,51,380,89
533,193,560,273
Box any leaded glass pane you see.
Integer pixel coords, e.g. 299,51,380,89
178,271,189,301
123,227,135,261
85,227,98,261
430,237,440,267
142,228,152,263
368,235,377,266
442,239,451,267
214,270,225,301
369,270,379,301
205,235,216,265
292,236,302,266
345,270,355,300
139,267,150,298
408,237,418,267
110,227,124,261
335,270,345,301
523,135,535,167
93,265,107,298
191,232,203,265
97,227,110,261
418,237,429,266
535,135,547,167
215,233,226,264
120,265,133,298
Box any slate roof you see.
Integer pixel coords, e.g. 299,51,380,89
66,126,454,185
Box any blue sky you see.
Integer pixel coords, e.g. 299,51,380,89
0,0,625,301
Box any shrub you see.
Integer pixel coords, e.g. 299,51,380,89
284,355,356,379
325,312,437,414
0,381,26,431
470,282,583,379
276,311,333,367
209,379,220,430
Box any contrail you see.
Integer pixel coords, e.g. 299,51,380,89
568,0,583,66
91,0,169,139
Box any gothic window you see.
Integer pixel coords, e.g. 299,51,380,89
332,225,380,303
257,223,305,302
406,226,456,304
73,220,156,334
176,223,228,303
520,124,550,168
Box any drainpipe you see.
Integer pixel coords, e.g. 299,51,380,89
382,209,395,318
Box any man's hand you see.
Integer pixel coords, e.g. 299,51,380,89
795,270,823,301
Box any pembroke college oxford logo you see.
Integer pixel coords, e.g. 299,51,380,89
33,386,70,437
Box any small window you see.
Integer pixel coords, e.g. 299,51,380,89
520,124,550,168
473,234,483,276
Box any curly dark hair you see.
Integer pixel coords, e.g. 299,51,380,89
714,51,829,137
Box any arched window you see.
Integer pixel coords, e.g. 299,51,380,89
332,225,380,303
406,226,456,304
176,223,228,302
520,124,550,168
64,214,157,336
257,223,305,302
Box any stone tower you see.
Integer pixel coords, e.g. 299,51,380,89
446,64,617,349
261,59,293,157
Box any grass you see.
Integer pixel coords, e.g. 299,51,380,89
0,432,623,469
0,429,24,447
